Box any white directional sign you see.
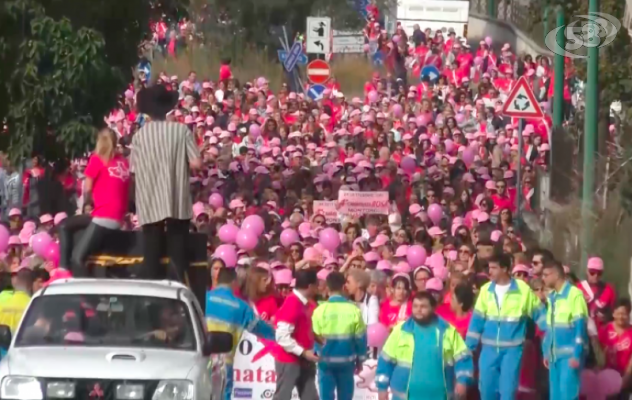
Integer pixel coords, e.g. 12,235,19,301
306,17,331,54
333,32,365,53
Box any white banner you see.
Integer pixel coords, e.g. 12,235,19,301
232,332,380,400
338,191,390,217
313,200,340,224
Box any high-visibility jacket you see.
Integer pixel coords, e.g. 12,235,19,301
466,278,545,350
376,317,473,400
542,281,588,362
205,287,275,363
0,290,30,334
312,295,367,365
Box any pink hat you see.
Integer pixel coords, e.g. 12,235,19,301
376,260,392,271
409,204,423,216
363,252,381,262
395,245,409,258
229,199,245,209
587,257,604,271
477,212,490,223
8,208,21,217
392,273,411,283
192,202,206,218
425,277,444,292
370,234,389,248
18,229,32,245
8,236,20,246
491,230,503,242
324,257,339,268
427,253,446,269
317,269,331,281
512,264,531,274
433,266,449,281
485,181,496,190
428,226,445,237
39,214,53,224
54,212,68,225
44,268,73,286
394,261,411,273
273,269,293,285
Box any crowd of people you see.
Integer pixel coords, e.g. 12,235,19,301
0,10,621,400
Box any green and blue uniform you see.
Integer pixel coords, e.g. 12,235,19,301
465,278,545,400
205,287,275,400
312,295,366,400
376,317,473,400
542,281,588,400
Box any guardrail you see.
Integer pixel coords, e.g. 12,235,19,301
469,0,544,47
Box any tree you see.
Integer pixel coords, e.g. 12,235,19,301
0,0,151,162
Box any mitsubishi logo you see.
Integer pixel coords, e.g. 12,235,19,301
89,383,104,399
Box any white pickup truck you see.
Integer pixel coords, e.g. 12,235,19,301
0,279,231,400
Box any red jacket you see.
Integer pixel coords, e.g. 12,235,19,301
271,292,315,363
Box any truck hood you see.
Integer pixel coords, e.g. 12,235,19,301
4,347,199,380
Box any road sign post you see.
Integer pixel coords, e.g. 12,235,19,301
516,119,524,226
306,59,331,85
306,17,331,54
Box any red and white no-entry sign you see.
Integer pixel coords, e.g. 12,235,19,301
306,59,331,84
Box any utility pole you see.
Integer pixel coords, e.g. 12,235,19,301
552,7,565,128
581,0,600,276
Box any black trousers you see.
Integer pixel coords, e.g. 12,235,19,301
140,218,190,282
58,215,116,277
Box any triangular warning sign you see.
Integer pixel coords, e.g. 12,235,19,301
501,76,544,119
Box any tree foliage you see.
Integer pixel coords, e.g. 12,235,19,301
0,0,150,162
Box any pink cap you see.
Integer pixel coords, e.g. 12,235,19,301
409,204,423,215
44,268,73,286
491,230,503,242
427,253,446,269
317,269,331,281
477,212,490,223
395,245,409,258
512,264,531,274
485,181,496,190
8,236,20,246
54,212,68,225
229,199,245,209
8,208,21,217
273,269,293,285
324,257,339,267
425,277,444,292
587,257,604,271
376,260,392,271
433,266,449,281
370,234,389,248
394,261,411,273
363,251,381,262
39,214,53,224
428,226,445,237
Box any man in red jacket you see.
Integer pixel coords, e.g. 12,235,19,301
272,270,320,400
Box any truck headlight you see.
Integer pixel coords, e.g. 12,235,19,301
1,376,43,400
152,380,193,400
116,383,144,399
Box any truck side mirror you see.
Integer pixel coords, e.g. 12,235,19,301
203,331,233,356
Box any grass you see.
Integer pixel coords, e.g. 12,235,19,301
150,45,379,97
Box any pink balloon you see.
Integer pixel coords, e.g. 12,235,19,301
597,369,622,396
392,104,403,118
236,229,258,251
428,252,446,269
242,215,265,236
462,147,475,167
392,35,400,43
444,139,455,153
218,224,239,244
455,113,465,124
401,156,416,173
32,232,53,257
474,56,483,66
298,222,312,237
303,247,320,261
280,229,300,247
0,225,9,253
209,193,224,209
363,44,370,52
44,242,60,267
319,227,341,252
367,323,389,348
407,245,427,267
580,369,599,397
416,115,428,127
249,124,261,137
368,90,378,103
214,244,237,267
427,203,443,225
485,36,493,46
430,135,440,146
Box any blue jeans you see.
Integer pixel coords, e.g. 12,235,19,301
317,363,355,400
478,346,523,400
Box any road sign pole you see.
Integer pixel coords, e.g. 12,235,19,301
516,119,524,227
581,0,600,275
553,6,565,128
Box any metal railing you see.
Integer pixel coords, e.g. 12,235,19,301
469,0,538,42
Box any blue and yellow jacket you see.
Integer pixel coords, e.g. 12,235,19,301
205,287,275,363
466,278,545,350
312,295,367,365
542,281,588,362
375,317,473,400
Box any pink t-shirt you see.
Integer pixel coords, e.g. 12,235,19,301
85,154,130,222
379,299,412,328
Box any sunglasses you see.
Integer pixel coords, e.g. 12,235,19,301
513,272,528,278
588,269,602,276
458,249,471,255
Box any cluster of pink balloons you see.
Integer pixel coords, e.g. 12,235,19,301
215,215,268,266
32,232,60,267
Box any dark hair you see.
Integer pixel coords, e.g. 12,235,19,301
413,291,437,308
295,270,317,289
532,248,554,263
326,271,346,292
453,283,475,312
217,268,237,285
392,275,411,291
542,260,564,276
614,298,632,314
488,253,512,270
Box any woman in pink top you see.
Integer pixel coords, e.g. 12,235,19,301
378,273,412,328
66,129,130,276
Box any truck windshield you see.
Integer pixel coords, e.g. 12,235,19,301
14,294,196,351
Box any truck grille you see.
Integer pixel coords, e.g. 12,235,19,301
39,378,160,400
